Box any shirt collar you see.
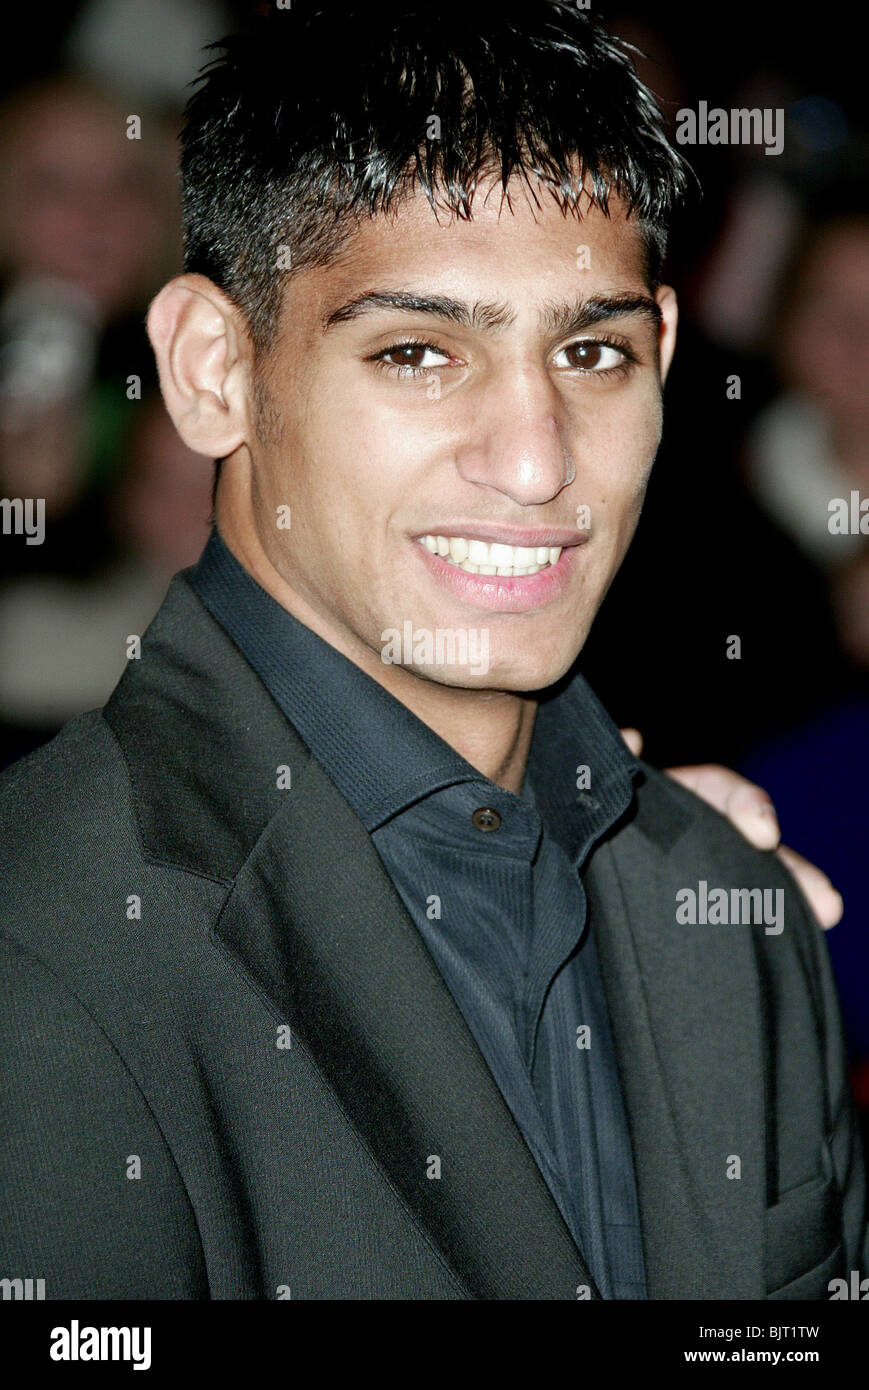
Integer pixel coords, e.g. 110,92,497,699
188,526,639,861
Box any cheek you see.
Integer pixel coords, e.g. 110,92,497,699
577,388,662,507
308,364,426,467
313,418,431,532
253,429,401,593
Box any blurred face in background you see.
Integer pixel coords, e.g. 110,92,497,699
0,80,173,320
778,218,869,440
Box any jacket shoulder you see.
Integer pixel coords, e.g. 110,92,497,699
0,709,130,860
628,758,827,967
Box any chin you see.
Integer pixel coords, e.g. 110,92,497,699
471,648,580,694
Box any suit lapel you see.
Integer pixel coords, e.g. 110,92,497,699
214,750,600,1300
587,780,768,1298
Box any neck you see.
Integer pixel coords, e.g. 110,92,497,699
216,484,538,794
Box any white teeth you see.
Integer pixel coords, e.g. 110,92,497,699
418,534,565,577
513,546,537,566
467,539,490,565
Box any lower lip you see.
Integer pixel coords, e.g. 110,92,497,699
413,541,584,612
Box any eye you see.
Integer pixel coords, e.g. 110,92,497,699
552,340,632,372
372,341,451,375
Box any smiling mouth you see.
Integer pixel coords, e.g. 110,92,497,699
417,534,563,577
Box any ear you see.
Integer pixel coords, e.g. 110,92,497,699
654,284,678,385
146,274,251,458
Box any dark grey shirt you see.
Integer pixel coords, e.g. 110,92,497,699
189,527,648,1298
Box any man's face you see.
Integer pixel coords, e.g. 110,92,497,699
244,181,676,690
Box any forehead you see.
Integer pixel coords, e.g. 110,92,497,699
292,179,651,322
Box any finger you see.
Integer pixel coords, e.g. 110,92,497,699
666,763,781,849
620,727,643,757
776,844,844,930
721,778,781,850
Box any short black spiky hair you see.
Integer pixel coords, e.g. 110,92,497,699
180,0,690,361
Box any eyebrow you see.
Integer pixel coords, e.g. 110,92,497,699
322,288,662,336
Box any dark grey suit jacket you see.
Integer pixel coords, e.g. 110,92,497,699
1,570,866,1299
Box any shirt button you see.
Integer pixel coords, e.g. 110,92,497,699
471,806,502,832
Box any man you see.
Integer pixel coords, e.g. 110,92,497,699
0,2,864,1300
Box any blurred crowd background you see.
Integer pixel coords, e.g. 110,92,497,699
1,2,867,1141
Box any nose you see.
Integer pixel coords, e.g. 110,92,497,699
453,362,575,505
